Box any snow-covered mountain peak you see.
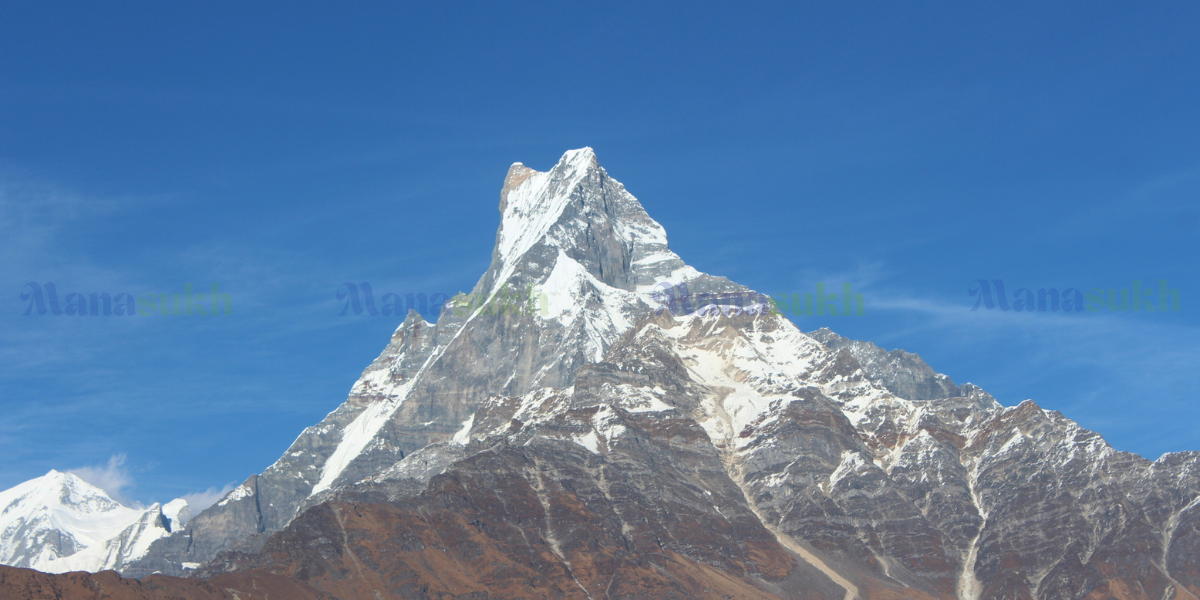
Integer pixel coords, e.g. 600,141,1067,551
495,147,602,262
0,470,122,518
486,147,706,299
0,471,188,573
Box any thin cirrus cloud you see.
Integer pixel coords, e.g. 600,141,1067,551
0,172,489,502
758,254,1198,459
866,289,1199,455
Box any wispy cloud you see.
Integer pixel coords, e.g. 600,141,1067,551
181,483,237,512
64,454,237,511
1054,164,1200,239
69,454,138,507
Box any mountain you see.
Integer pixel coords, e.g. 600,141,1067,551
0,471,189,574
10,148,1199,600
122,146,746,578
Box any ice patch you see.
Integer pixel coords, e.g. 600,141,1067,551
573,430,602,454
452,413,475,445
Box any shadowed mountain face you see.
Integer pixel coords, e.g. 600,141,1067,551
16,149,1200,600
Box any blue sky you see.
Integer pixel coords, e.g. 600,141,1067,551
1,1,1197,506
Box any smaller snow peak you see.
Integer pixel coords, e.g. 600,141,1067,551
162,498,191,529
27,470,126,513
0,470,185,573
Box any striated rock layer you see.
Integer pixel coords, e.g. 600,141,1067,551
12,148,1199,600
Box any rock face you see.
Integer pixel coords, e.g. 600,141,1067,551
42,148,1200,600
0,565,319,600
